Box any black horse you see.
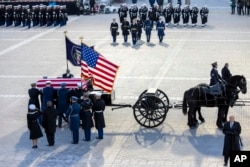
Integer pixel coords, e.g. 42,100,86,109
182,75,247,129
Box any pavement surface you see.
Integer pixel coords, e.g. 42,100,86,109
0,0,250,167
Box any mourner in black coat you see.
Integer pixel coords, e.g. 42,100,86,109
42,101,58,146
222,115,242,166
221,63,232,82
62,69,74,78
92,92,106,139
28,83,42,110
27,104,43,148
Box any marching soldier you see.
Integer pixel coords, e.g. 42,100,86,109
200,5,209,27
144,17,152,42
231,0,236,14
173,5,181,26
148,7,154,29
31,5,39,27
190,5,199,27
118,4,128,23
156,17,165,43
0,5,5,26
121,17,130,43
138,4,148,23
110,18,119,43
137,18,143,40
129,4,138,23
182,5,190,27
163,3,173,26
5,5,13,27
130,19,138,45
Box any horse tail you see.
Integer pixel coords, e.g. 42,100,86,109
182,91,188,115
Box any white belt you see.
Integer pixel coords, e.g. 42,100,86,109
95,110,103,113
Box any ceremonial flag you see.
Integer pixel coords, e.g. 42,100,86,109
81,43,119,93
65,36,81,66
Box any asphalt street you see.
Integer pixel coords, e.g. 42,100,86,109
0,0,249,166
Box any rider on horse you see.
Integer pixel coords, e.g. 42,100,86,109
210,62,223,86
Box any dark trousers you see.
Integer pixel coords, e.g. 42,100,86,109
146,34,151,42
137,32,141,40
132,33,137,45
46,132,55,145
159,35,163,42
224,156,229,165
84,129,91,141
112,35,117,43
58,113,63,127
231,6,235,14
123,35,128,42
97,128,103,138
71,129,79,143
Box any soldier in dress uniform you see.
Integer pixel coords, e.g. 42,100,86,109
41,80,56,112
80,92,94,141
121,17,130,43
118,4,128,23
136,18,143,40
148,7,154,28
163,3,173,26
190,5,199,27
221,63,232,82
231,0,236,14
66,96,81,144
209,62,223,86
129,4,138,23
28,83,42,111
156,17,165,42
57,83,70,128
5,5,13,27
62,69,74,78
130,19,138,45
92,92,106,139
144,17,152,42
138,4,148,24
0,5,5,26
200,5,209,27
31,5,39,27
69,82,85,103
181,5,190,27
173,5,181,26
110,18,119,43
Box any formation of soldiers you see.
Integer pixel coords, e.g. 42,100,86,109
118,3,209,28
0,4,68,28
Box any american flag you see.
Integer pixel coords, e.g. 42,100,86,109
81,43,119,93
36,78,87,89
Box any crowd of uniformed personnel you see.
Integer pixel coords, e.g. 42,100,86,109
0,4,68,28
111,3,208,44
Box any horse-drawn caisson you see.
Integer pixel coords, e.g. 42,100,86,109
112,75,248,129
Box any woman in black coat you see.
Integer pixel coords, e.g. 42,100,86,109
27,104,43,148
222,115,242,166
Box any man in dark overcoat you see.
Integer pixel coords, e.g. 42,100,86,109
66,96,81,144
221,63,232,82
222,115,242,166
42,101,57,146
28,83,42,110
144,17,152,42
80,92,94,141
121,18,130,43
92,92,106,139
57,82,69,128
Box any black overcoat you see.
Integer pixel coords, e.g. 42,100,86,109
222,121,241,157
42,106,57,134
80,98,94,129
27,111,43,139
92,99,106,129
28,88,42,109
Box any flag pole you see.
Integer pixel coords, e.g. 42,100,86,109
79,36,85,90
64,30,69,71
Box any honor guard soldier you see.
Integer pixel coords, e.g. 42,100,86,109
121,17,130,43
221,63,232,82
139,4,148,23
110,18,119,44
148,7,154,28
28,83,42,110
209,62,223,86
129,4,138,23
66,96,81,144
130,19,138,45
181,5,190,27
136,18,143,40
5,5,13,27
200,5,209,27
144,17,152,42
92,92,106,140
190,5,199,27
163,3,173,26
118,4,128,23
62,69,74,78
80,92,94,141
231,0,236,14
0,5,5,26
156,17,165,43
173,5,181,26
13,5,21,26
31,5,39,27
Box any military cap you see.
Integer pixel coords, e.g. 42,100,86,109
61,82,66,87
29,104,36,110
46,80,51,84
95,92,102,97
77,82,82,87
71,96,78,101
211,62,217,67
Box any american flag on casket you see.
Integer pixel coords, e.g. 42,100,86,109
36,78,87,89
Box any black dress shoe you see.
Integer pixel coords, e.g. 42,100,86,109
32,145,38,148
71,142,78,144
223,163,227,166
96,137,103,139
